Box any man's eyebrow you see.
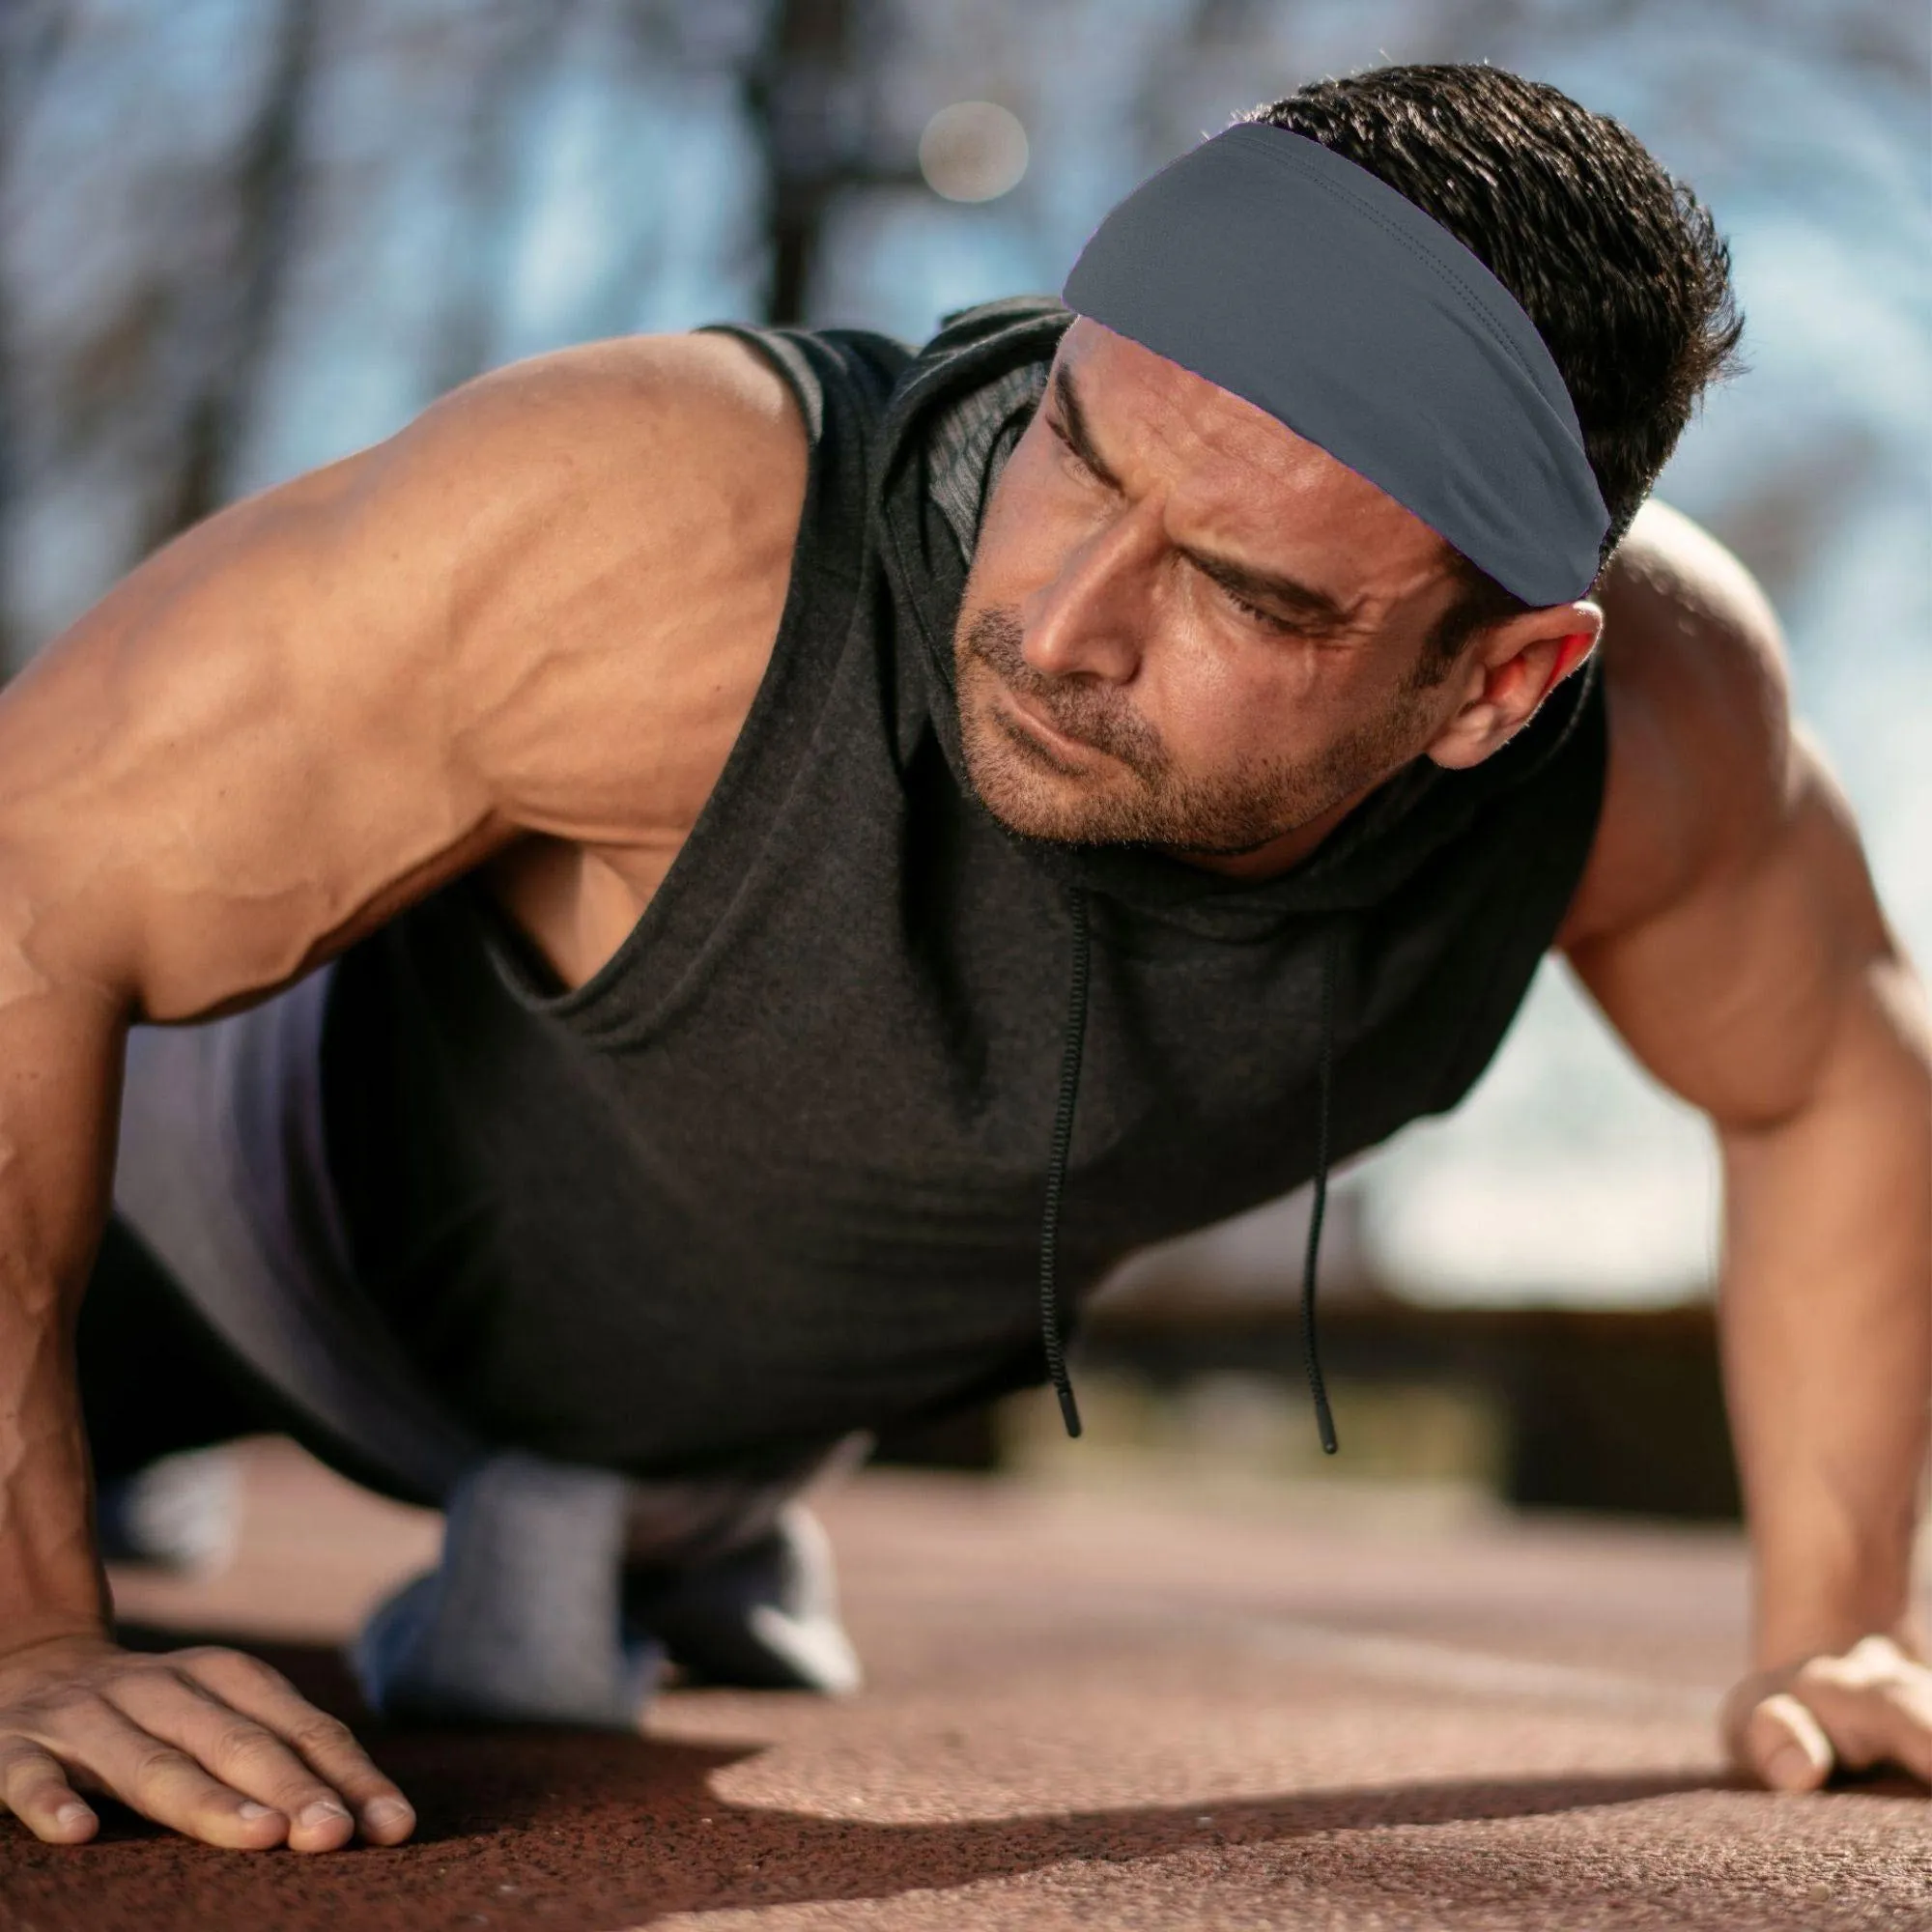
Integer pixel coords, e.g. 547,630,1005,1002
1047,364,1126,492
1048,366,1360,635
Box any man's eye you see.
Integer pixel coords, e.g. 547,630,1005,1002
1220,583,1296,634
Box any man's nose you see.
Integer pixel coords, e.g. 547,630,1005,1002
1020,498,1160,684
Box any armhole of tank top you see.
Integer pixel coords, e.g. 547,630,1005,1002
466,324,862,1032
1429,667,1611,1112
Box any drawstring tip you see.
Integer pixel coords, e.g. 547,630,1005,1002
1299,924,1344,1462
1055,1380,1084,1438
1038,888,1092,1449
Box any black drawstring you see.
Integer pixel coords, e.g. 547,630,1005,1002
1037,893,1336,1454
1300,926,1341,1455
1038,888,1091,1437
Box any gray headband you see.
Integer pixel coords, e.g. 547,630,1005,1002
1061,123,1608,607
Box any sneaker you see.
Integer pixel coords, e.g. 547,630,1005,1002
96,1445,242,1575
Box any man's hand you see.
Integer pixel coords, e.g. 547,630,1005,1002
0,1633,415,1851
1723,1634,1932,1793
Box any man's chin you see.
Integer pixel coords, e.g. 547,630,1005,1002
963,739,1324,864
961,740,1118,846
966,770,1094,845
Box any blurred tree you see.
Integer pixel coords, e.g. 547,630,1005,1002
748,0,856,325
1,0,320,671
746,0,920,324
0,0,66,674
424,2,578,398
153,0,319,546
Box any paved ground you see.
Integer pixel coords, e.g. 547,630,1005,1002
2,1437,1927,1930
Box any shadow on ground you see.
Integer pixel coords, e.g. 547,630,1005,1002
0,1631,1781,1932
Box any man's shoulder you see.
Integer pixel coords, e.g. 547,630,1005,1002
407,328,810,562
376,332,817,984
393,329,810,768
1559,497,1796,949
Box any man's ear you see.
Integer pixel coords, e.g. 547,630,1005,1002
1426,605,1602,771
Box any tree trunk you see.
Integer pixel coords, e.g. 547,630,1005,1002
0,2,70,676
148,0,320,546
745,0,855,326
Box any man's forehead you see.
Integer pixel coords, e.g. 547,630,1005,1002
1055,319,1451,597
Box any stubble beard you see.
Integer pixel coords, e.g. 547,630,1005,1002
953,604,1430,859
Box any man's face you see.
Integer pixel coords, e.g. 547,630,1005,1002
954,320,1488,871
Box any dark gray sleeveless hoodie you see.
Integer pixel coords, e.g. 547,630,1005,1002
321,297,1606,1479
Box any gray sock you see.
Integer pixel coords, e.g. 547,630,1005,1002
349,1447,862,1727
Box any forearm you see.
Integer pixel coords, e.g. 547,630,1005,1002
0,960,128,1644
1717,957,1932,1670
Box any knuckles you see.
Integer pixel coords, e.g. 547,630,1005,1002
125,1742,196,1787
209,1722,288,1771
287,1714,357,1759
176,1643,279,1684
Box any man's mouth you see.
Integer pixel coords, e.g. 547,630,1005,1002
992,684,1104,767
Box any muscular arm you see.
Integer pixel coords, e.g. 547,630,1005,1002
0,330,803,1848
1560,499,1932,1785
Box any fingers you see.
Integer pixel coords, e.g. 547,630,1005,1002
1744,1690,1834,1792
1873,1674,1932,1784
174,1648,415,1845
1728,1636,1932,1794
15,1690,291,1850
1788,1642,1932,1787
103,1667,360,1853
0,1637,414,1854
0,1738,99,1845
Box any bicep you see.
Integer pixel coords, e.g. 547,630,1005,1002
1566,731,1897,1128
0,439,508,1023
1559,502,1911,1126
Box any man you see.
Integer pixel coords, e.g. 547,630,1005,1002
1,62,1927,1856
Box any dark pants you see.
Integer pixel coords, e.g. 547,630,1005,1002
76,1211,303,1484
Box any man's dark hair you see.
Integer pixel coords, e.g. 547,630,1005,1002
1241,64,1747,670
